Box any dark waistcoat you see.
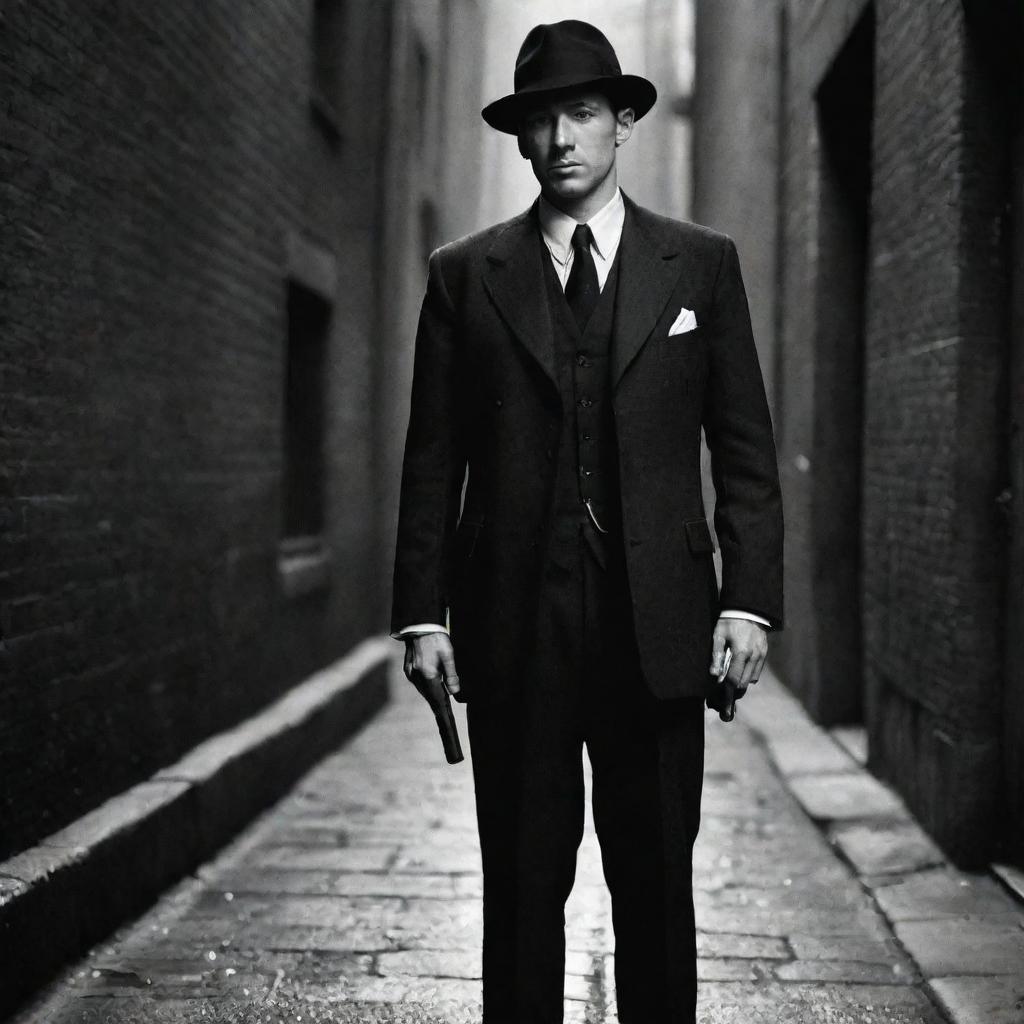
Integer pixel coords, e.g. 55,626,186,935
540,236,623,571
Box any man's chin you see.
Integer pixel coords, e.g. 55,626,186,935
543,179,590,204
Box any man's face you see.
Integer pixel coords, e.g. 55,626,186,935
518,90,634,208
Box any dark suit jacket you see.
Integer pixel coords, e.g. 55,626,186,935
392,193,783,703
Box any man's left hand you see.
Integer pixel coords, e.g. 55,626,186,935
709,617,768,701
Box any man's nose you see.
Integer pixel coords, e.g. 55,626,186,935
551,114,575,150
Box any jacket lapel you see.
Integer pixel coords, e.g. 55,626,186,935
482,204,558,390
611,194,685,389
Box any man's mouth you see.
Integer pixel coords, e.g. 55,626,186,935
549,162,581,172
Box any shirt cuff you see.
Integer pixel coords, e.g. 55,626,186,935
391,623,449,640
719,609,772,629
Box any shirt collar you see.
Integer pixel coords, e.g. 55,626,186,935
538,187,625,266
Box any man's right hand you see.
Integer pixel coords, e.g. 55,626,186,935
403,632,460,697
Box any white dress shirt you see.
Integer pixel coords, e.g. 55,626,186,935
396,188,769,638
537,186,625,290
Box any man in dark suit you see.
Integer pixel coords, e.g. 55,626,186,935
392,20,783,1024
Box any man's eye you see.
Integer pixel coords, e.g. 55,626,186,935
526,115,550,129
574,110,594,121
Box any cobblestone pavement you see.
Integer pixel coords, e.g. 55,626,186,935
15,655,953,1024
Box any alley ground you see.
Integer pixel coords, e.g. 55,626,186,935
11,654,1021,1024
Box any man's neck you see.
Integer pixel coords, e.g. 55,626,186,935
542,172,619,224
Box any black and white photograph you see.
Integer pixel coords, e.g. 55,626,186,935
1,2,1023,1022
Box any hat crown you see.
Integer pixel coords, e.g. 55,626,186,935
513,20,622,93
480,18,656,134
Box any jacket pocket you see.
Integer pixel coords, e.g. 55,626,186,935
684,517,716,555
658,326,707,357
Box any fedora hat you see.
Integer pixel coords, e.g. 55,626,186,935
481,20,657,135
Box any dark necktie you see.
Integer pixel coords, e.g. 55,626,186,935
565,223,599,331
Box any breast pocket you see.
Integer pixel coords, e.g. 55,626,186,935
655,328,708,396
658,325,707,359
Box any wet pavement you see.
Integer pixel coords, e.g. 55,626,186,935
11,653,967,1023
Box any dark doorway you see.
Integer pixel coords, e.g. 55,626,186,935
810,7,874,724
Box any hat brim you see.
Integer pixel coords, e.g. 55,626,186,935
481,74,657,134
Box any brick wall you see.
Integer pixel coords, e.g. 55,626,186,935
862,0,1009,863
695,0,1015,865
0,0,406,858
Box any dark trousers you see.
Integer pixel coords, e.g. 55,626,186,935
466,524,706,1023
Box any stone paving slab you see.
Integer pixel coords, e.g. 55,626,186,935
764,731,860,777
870,867,1021,922
787,933,912,966
929,975,1024,1024
829,821,946,877
787,773,908,823
10,656,983,1023
894,917,1024,976
773,959,919,984
241,845,398,872
694,981,945,1023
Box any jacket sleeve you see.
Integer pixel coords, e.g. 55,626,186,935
390,250,468,632
702,236,785,629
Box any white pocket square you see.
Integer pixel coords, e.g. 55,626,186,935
668,307,698,336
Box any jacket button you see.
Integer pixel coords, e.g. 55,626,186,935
544,448,553,461
495,398,503,408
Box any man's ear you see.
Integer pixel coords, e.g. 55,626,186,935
614,107,635,147
517,133,528,159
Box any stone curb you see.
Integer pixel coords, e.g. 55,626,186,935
743,668,1024,1024
0,637,393,1018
